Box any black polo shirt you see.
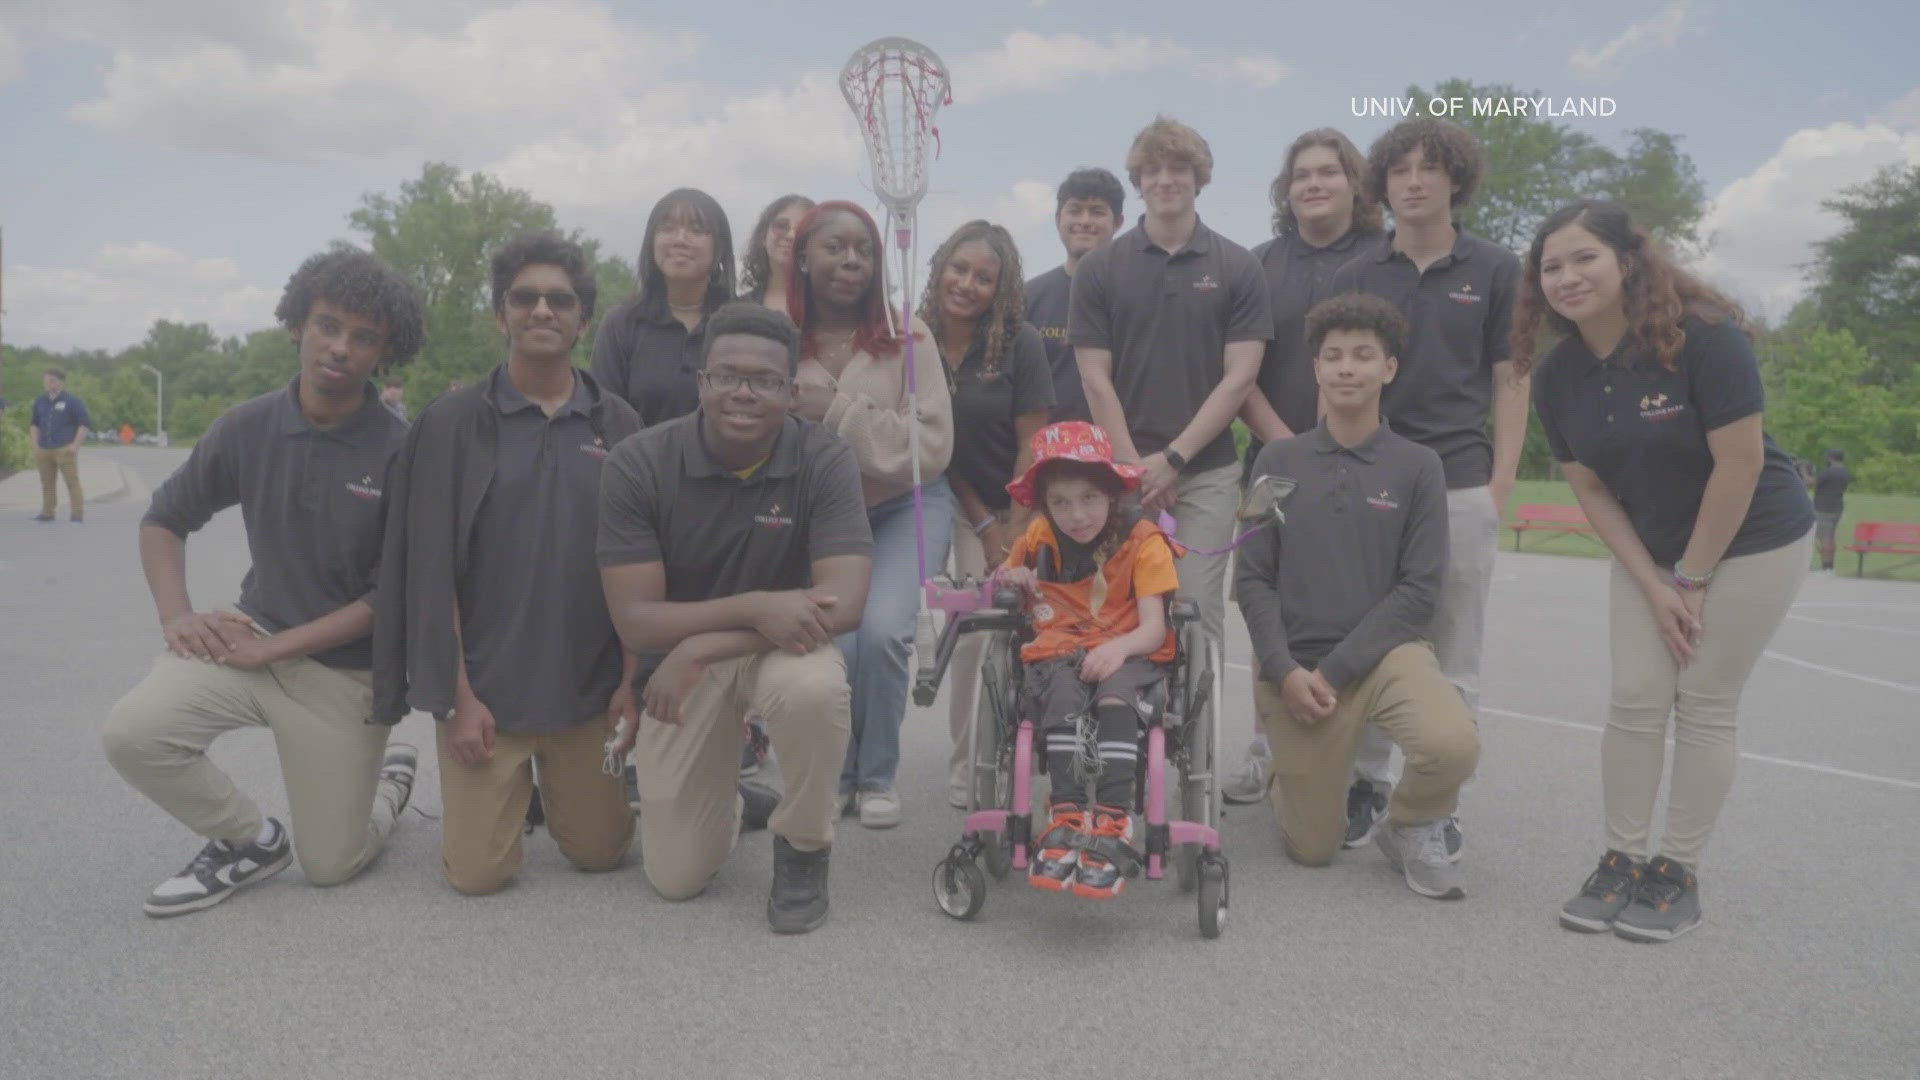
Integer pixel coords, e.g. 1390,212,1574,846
1328,229,1519,489
1235,422,1448,692
947,321,1055,512
589,295,708,428
1250,228,1369,440
459,368,624,733
1813,466,1851,514
1068,217,1272,471
1533,316,1814,567
1024,265,1087,422
144,377,407,671
597,411,874,689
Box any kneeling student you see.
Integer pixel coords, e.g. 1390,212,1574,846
1234,293,1479,899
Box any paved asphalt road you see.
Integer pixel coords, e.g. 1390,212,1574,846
3,446,1915,1079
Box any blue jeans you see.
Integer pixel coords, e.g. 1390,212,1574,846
840,477,953,793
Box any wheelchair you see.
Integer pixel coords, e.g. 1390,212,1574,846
911,576,1229,938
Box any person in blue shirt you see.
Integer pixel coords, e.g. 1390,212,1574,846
29,368,93,522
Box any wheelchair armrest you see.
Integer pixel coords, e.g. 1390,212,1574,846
1169,599,1199,627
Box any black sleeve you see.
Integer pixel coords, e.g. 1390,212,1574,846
590,310,634,408
806,438,876,560
1684,320,1766,431
1485,248,1520,368
142,408,243,537
1224,248,1274,344
1066,251,1112,349
1317,450,1448,692
1233,442,1297,685
1532,358,1576,464
1008,323,1056,415
595,438,664,568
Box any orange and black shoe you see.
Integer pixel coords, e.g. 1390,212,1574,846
1070,806,1136,901
1029,803,1087,893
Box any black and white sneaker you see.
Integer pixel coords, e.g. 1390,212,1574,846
380,743,418,817
1342,780,1388,849
143,819,292,918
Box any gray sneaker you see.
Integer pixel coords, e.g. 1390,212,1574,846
1613,855,1701,942
1559,850,1642,932
1221,740,1270,805
1375,820,1465,900
1342,780,1389,849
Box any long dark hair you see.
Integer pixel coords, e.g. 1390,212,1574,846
1514,200,1748,375
786,200,899,358
635,188,735,315
916,220,1024,371
739,194,813,299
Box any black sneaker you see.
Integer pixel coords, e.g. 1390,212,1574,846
623,763,641,812
524,786,545,834
1559,850,1642,933
740,719,770,778
739,782,779,833
379,743,418,817
1613,855,1702,942
143,819,292,918
1442,816,1463,863
768,836,830,934
1342,780,1388,849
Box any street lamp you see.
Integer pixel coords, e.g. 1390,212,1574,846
139,363,165,446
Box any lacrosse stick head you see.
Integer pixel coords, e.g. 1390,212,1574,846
839,37,951,224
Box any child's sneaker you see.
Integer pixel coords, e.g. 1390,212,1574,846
1070,807,1135,900
1029,804,1086,893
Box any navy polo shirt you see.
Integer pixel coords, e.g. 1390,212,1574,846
1328,229,1519,489
1249,228,1369,441
590,295,709,428
31,391,92,449
946,321,1055,512
1813,466,1851,514
1023,265,1087,422
1533,316,1813,567
1068,217,1272,471
459,368,625,733
144,378,407,670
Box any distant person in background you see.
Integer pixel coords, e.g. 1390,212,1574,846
1025,168,1124,423
29,368,92,522
1813,449,1851,572
380,378,408,422
741,194,815,313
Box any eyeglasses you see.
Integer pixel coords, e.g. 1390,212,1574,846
505,288,580,312
698,371,793,397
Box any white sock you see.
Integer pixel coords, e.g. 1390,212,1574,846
254,819,278,847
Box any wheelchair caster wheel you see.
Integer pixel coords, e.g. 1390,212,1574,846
1197,856,1228,939
933,856,986,921
981,834,1012,881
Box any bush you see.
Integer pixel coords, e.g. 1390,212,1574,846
0,408,32,476
1853,452,1920,496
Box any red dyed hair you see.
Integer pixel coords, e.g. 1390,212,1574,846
785,200,901,358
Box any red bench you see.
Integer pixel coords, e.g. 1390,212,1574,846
1512,503,1597,551
1844,522,1920,577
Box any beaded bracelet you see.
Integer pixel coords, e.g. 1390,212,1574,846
1671,564,1714,591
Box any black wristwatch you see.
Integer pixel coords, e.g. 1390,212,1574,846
1162,447,1188,472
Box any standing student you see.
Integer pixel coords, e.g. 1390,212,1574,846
1521,200,1813,941
1025,168,1124,423
787,200,954,828
375,231,644,895
741,194,815,313
1327,118,1523,857
919,220,1054,806
29,368,92,522
1071,115,1271,655
592,189,736,428
1813,449,1851,572
1222,127,1386,806
103,248,423,916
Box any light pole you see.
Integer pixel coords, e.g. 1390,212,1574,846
139,363,165,446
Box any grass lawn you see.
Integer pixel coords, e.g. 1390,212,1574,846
1502,479,1920,583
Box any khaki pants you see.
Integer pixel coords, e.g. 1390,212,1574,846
35,446,83,517
103,652,403,886
1604,531,1810,869
1169,461,1242,648
436,713,633,896
633,645,850,900
1256,642,1479,866
946,516,990,796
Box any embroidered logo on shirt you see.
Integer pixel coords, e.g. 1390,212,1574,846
579,436,609,461
1365,490,1400,511
1039,326,1067,341
1192,274,1220,291
755,501,794,529
1638,393,1685,421
1448,283,1482,304
345,475,382,501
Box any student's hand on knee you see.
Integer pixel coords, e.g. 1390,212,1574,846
1281,668,1336,724
160,611,237,664
447,694,497,765
642,645,706,726
1079,642,1128,683
752,590,836,655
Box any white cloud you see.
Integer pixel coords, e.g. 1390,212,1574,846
1202,55,1291,90
1568,1,1700,79
1692,96,1920,319
9,243,278,351
953,31,1288,101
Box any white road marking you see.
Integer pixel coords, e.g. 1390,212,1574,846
1793,600,1920,613
1223,660,1920,790
1761,651,1920,696
1786,613,1920,638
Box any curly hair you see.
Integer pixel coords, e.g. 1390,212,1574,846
489,230,599,320
739,194,813,300
916,220,1024,372
1512,200,1749,376
1366,117,1482,210
275,246,425,365
1270,128,1384,239
1305,292,1409,360
1126,115,1213,190
786,200,899,358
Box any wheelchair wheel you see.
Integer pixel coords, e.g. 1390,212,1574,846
1175,637,1222,893
971,630,1016,881
1197,856,1228,939
933,855,986,921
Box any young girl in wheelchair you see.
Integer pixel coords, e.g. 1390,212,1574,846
993,421,1180,899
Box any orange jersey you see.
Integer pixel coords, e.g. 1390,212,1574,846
1002,515,1180,664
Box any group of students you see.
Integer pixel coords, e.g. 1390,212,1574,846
98,112,1814,942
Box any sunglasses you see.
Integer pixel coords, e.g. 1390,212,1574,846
505,288,580,312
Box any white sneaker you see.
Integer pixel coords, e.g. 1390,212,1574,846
1375,819,1465,900
1221,740,1271,805
858,788,902,829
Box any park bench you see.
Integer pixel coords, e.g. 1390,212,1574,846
1844,521,1920,577
1511,503,1598,551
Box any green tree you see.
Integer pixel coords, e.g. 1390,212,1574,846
1809,162,1920,387
1761,325,1920,494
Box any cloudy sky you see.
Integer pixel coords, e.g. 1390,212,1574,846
2,0,1915,351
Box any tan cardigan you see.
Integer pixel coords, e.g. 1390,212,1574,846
796,316,954,507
